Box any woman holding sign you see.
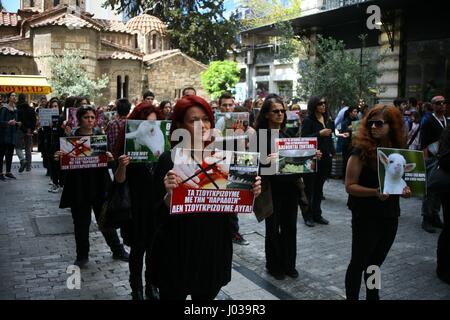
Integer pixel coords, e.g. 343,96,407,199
344,105,411,300
149,95,261,300
114,102,163,300
55,105,129,268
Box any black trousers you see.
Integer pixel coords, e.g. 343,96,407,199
345,215,398,300
437,194,450,275
0,143,14,174
230,213,239,235
129,240,152,292
302,155,332,221
265,191,298,273
50,158,63,186
70,203,123,259
159,288,220,300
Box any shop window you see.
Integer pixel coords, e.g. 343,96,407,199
256,65,270,76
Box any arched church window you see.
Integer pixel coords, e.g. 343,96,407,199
30,0,35,7
123,76,129,98
152,34,157,50
54,0,60,6
117,75,122,99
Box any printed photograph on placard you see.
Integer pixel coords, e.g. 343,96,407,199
59,135,108,170
351,120,362,138
96,108,105,128
275,138,318,174
66,107,78,129
214,112,249,139
227,152,260,190
286,111,300,129
124,120,171,162
377,148,426,197
38,108,59,127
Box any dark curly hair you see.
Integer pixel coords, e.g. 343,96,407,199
353,104,405,167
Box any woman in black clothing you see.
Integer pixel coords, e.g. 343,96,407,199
436,126,450,284
340,106,359,179
255,95,303,280
55,105,128,267
114,102,163,300
301,96,335,227
149,95,261,300
345,104,411,300
48,98,65,192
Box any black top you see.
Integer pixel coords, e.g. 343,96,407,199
420,114,447,153
125,163,156,245
347,148,400,219
59,129,112,209
17,103,37,133
301,113,335,157
148,151,232,295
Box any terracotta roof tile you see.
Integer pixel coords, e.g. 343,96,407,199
98,51,142,60
0,11,19,27
30,12,102,31
94,18,134,34
101,39,144,57
126,14,166,34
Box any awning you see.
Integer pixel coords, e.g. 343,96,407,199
0,75,52,94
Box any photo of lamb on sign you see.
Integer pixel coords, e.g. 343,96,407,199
378,150,416,195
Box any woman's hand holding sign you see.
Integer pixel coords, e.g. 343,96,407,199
252,176,262,198
401,186,412,198
164,170,182,193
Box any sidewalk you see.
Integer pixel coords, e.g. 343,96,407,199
0,160,449,300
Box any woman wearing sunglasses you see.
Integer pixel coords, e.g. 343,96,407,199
55,105,129,268
344,105,411,300
149,95,261,300
301,96,335,227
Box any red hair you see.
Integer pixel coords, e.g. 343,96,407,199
353,104,406,168
169,95,215,147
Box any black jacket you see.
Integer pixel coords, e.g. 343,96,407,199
301,113,335,157
17,103,37,133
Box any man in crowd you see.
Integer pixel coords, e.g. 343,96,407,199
106,98,131,170
182,87,196,97
420,95,447,233
143,91,155,105
16,94,37,172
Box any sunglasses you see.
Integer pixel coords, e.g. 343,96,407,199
271,109,286,114
367,119,386,128
80,104,95,111
435,101,446,106
317,101,326,106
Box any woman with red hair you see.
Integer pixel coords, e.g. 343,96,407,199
148,95,261,300
114,101,163,300
344,105,411,300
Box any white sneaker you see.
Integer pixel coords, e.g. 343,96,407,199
48,184,60,193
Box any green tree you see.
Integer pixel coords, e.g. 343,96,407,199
201,60,240,99
48,50,109,99
103,0,240,64
239,0,301,29
297,35,383,114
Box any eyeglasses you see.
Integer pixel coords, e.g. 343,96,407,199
271,109,286,114
367,119,386,128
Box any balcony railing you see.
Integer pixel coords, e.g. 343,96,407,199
323,0,370,10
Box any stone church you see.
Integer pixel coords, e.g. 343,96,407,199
0,0,207,104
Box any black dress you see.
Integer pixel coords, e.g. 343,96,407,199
149,151,232,296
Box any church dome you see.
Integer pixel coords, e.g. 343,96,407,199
125,14,166,35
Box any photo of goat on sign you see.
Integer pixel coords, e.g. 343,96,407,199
377,148,426,197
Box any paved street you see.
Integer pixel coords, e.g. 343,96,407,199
0,156,449,300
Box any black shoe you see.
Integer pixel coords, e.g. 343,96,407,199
0,174,5,181
305,219,315,227
267,269,285,280
131,290,144,300
5,173,16,179
437,269,450,285
145,285,160,300
286,269,299,278
18,160,27,173
113,250,129,262
321,195,326,200
314,217,329,225
422,220,436,233
432,216,444,229
232,232,249,245
74,258,89,268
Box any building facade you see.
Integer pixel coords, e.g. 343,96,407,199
237,0,450,108
0,1,207,104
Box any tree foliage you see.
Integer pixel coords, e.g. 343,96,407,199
239,0,301,29
103,0,240,64
297,35,383,115
48,50,109,99
200,60,240,99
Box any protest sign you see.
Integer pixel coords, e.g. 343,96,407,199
96,108,105,128
275,138,318,174
59,135,108,170
170,149,260,215
286,111,300,129
214,112,249,141
38,108,59,127
124,120,171,162
377,148,426,197
66,107,78,129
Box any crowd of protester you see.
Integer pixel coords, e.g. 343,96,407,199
1,87,449,300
